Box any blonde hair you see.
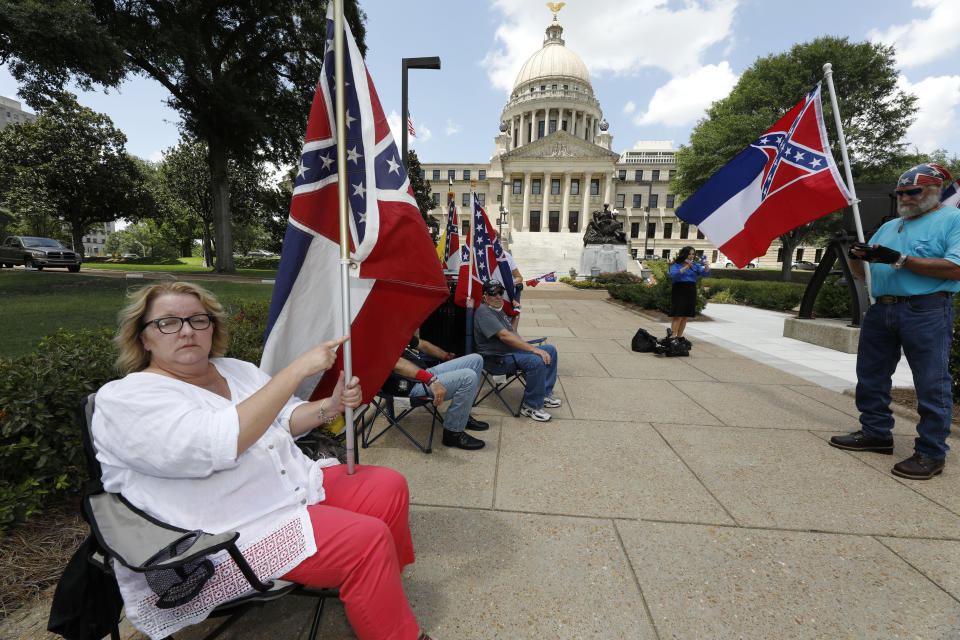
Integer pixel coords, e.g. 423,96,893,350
114,282,227,374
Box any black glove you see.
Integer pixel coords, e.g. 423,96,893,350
850,242,900,264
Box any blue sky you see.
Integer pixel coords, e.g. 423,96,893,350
2,0,958,171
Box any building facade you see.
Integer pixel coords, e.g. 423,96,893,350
418,11,815,270
81,221,116,257
0,96,36,130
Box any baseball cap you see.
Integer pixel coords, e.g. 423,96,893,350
898,163,953,188
482,280,505,295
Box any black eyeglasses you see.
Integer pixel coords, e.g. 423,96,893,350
142,314,215,334
896,187,924,198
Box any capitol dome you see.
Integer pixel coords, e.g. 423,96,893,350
511,20,592,96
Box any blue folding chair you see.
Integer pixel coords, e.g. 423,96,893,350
358,371,445,454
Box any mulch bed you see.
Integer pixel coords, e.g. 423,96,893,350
0,498,87,619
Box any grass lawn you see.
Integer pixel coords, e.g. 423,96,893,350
0,270,274,359
82,257,279,280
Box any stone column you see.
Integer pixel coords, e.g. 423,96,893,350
521,171,532,231
542,169,552,232
603,171,613,208
561,172,572,231
583,171,593,213
502,174,511,229
518,113,526,147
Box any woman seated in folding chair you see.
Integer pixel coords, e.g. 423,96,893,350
91,282,435,640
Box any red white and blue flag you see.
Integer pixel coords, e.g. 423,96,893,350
676,84,853,268
942,181,960,209
261,6,448,403
454,193,517,312
442,182,461,270
525,272,556,287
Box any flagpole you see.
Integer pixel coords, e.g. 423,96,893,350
822,62,872,299
333,0,356,474
464,183,476,353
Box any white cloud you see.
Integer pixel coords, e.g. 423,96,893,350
897,74,960,153
445,120,461,136
387,110,402,143
869,0,960,68
622,101,636,115
482,0,738,93
147,150,163,163
633,62,738,127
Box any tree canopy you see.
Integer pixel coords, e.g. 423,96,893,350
0,0,367,271
0,93,154,254
673,36,917,277
406,150,439,241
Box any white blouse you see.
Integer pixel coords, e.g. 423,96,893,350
92,357,339,639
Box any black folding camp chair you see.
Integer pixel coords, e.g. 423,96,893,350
50,394,338,640
358,371,445,453
474,337,548,417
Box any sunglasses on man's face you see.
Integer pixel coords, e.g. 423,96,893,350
896,187,924,198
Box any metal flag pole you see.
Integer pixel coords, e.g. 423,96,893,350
823,62,872,299
464,186,476,354
333,0,356,474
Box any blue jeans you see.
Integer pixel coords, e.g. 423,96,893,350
485,345,558,410
856,295,954,459
408,354,482,433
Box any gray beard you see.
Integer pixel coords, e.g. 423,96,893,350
898,190,941,219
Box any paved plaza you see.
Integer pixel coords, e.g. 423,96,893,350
5,285,959,639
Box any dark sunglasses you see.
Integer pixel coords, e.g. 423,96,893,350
896,187,924,197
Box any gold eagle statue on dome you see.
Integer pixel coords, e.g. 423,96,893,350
546,2,565,20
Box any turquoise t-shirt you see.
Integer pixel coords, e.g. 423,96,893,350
867,205,960,296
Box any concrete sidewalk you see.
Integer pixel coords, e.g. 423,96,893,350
6,288,959,639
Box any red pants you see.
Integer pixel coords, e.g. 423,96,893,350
282,464,419,640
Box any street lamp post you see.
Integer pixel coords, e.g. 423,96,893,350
498,205,509,240
401,56,441,170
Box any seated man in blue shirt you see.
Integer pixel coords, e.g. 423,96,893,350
473,279,560,422
830,163,960,480
390,336,488,450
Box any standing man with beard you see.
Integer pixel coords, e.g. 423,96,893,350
830,164,960,480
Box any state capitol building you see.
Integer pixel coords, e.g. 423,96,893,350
418,12,814,276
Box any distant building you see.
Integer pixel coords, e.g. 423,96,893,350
417,8,820,274
81,222,116,257
0,96,36,130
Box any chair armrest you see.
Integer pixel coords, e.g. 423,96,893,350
527,338,547,346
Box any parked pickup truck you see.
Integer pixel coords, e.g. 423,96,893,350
0,236,82,272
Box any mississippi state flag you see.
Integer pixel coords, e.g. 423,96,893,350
442,186,461,269
454,193,517,311
676,84,852,268
261,6,448,403
525,272,556,287
942,181,960,209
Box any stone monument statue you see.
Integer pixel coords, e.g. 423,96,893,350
579,204,630,276
582,204,627,245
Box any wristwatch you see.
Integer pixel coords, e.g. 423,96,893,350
892,253,908,269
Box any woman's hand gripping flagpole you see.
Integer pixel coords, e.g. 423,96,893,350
333,0,356,474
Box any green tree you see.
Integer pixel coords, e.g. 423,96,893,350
156,139,286,265
0,93,154,255
673,37,917,280
407,150,439,241
0,0,367,272
104,221,179,259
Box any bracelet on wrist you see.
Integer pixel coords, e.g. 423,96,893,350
317,399,337,425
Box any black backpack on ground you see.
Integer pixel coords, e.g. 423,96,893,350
660,336,690,357
631,328,661,353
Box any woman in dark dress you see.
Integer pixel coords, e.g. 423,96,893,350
668,246,710,342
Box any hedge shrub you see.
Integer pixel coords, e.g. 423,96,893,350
0,298,274,534
0,329,118,531
607,261,707,315
703,278,806,311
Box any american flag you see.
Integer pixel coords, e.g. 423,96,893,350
407,113,416,138
455,193,517,309
261,5,448,403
